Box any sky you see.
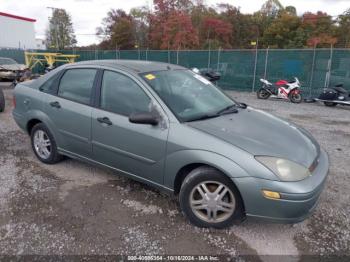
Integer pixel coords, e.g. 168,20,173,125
1,0,349,46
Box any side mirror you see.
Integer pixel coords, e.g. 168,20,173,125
129,112,159,126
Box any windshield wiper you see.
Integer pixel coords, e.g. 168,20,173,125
185,113,221,122
216,104,238,115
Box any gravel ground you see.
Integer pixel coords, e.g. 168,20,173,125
0,82,349,259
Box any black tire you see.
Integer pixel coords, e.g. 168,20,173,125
289,92,302,103
179,166,245,229
30,123,63,164
257,88,270,99
0,88,5,112
324,102,337,107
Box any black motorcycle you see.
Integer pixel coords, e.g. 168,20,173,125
192,68,221,82
316,84,350,107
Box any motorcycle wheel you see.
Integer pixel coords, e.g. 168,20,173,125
290,93,302,103
324,102,337,107
257,88,270,99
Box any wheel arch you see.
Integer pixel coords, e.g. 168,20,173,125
26,118,42,134
165,150,250,195
24,110,61,144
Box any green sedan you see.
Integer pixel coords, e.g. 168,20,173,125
12,60,329,228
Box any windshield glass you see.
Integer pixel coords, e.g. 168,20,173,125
0,58,17,65
141,69,236,122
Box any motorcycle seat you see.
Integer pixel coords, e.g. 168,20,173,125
334,85,348,94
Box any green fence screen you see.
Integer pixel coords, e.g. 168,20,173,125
1,48,349,94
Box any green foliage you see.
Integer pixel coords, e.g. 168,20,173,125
46,9,76,50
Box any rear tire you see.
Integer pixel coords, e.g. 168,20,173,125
290,93,302,103
0,88,5,112
179,166,245,228
257,88,271,99
324,102,337,107
30,123,63,164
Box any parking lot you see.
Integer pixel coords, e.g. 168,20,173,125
0,81,349,258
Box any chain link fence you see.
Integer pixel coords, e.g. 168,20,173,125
1,47,349,94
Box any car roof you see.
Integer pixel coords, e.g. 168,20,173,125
70,59,186,73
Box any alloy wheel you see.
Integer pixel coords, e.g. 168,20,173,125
190,181,236,223
33,130,52,159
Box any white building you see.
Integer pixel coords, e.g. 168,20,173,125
35,38,46,50
0,12,36,49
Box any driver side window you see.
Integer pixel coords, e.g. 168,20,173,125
100,71,151,116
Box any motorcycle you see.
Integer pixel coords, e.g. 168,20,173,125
257,77,303,103
192,68,221,82
315,84,350,107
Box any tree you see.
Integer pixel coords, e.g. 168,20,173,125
130,6,150,48
285,6,297,16
160,11,199,49
202,17,233,49
336,9,350,47
149,0,198,49
263,12,303,48
46,9,76,50
96,9,136,49
302,12,337,47
260,0,284,17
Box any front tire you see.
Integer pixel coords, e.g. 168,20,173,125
324,102,337,107
179,167,244,228
257,88,271,99
30,123,63,164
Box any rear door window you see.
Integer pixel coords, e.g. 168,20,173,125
58,69,97,105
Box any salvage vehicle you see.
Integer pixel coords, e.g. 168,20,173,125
12,60,329,228
0,57,27,81
315,84,350,107
258,77,302,103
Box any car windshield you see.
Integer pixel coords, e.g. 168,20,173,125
0,58,17,65
141,69,237,122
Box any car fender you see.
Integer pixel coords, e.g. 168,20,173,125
164,149,250,189
24,109,63,146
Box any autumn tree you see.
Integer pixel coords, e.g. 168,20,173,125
46,8,76,49
302,12,337,47
149,0,199,49
202,17,233,49
161,11,199,49
96,9,136,49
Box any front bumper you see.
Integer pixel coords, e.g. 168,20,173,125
233,148,329,223
0,71,23,80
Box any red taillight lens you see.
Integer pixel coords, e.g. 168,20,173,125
13,95,16,108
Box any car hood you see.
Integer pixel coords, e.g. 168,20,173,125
187,107,319,168
0,64,27,71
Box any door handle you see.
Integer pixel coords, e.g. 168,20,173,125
49,101,61,108
97,117,112,126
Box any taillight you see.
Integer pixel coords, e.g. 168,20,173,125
13,95,16,108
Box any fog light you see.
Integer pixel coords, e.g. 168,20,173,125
262,190,281,199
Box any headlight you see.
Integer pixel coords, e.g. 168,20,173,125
255,156,310,182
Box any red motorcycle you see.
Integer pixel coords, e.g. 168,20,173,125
257,77,303,103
